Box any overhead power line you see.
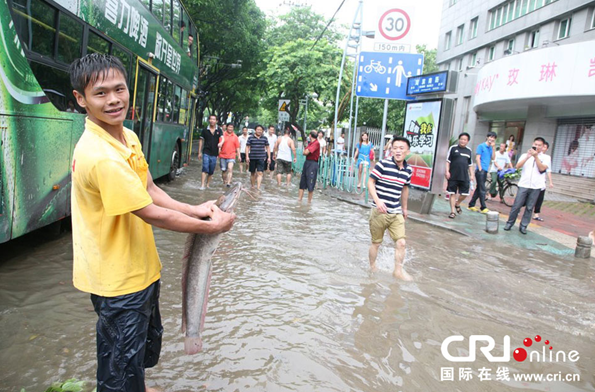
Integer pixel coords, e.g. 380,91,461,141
310,0,346,50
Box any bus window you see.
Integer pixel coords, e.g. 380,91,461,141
181,10,189,47
139,0,150,11
157,76,168,122
172,85,181,123
11,0,56,57
30,62,77,112
87,31,110,55
179,89,188,125
172,0,181,46
152,0,163,23
57,13,82,64
111,45,132,87
165,79,173,122
164,0,172,34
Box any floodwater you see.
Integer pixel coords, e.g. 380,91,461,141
1,162,594,392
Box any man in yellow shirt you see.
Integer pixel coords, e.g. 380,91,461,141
70,54,235,392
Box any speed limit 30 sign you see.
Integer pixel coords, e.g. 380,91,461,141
374,5,415,53
378,9,411,41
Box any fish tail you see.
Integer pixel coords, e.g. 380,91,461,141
184,336,203,355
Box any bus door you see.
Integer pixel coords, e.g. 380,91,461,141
132,64,158,160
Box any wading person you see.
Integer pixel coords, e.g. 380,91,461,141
445,133,475,219
198,114,223,190
69,54,234,392
274,128,297,186
298,131,320,203
219,123,240,187
533,141,554,221
246,125,270,190
336,132,346,154
265,125,278,179
467,132,496,213
238,127,249,173
368,136,413,281
504,137,551,234
354,132,374,190
317,130,327,156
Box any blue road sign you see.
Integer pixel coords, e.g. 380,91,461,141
355,52,424,100
407,71,449,95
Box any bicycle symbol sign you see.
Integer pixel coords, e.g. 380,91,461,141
378,8,411,42
364,60,386,74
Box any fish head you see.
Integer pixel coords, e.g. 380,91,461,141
217,182,242,213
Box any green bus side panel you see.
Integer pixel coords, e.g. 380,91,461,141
0,115,15,243
10,116,75,238
148,122,188,179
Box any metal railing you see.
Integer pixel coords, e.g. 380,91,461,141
292,150,371,203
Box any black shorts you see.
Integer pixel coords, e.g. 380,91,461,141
265,157,276,171
447,179,470,196
249,158,266,173
299,160,319,192
240,153,246,163
91,280,163,392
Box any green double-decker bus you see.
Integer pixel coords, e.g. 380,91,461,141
0,0,200,243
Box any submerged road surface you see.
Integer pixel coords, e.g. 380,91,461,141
1,162,594,392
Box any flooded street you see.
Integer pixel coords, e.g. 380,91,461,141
1,162,594,392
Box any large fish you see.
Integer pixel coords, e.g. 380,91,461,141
181,182,242,355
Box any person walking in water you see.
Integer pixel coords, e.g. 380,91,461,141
245,125,270,190
367,136,413,281
238,127,249,173
467,132,496,213
69,54,234,392
219,123,240,187
274,128,297,186
354,132,374,190
265,125,278,179
532,141,554,221
198,114,223,189
298,131,320,203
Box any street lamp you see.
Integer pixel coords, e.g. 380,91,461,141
303,92,318,135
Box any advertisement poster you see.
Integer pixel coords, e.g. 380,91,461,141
402,100,442,189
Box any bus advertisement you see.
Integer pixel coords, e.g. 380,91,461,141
0,0,200,243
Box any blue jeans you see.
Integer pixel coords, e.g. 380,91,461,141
468,170,487,209
506,187,541,229
202,154,217,175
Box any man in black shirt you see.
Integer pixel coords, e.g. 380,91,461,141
445,133,476,219
198,114,223,189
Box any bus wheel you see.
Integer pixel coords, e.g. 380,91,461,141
168,144,181,182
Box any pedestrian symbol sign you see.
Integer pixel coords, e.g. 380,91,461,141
356,52,424,100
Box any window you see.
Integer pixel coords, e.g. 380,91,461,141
557,18,571,39
489,0,556,31
457,57,463,71
172,0,181,46
111,45,132,86
179,89,189,125
529,29,540,48
505,39,515,54
164,0,172,33
468,52,477,67
488,46,495,61
87,31,110,55
456,24,464,45
152,0,163,25
469,17,478,39
444,31,452,50
57,13,82,63
30,62,78,112
592,10,595,29
449,0,457,5
11,0,56,56
158,77,168,122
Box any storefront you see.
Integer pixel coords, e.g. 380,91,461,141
551,119,595,178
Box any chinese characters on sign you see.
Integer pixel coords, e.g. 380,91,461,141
589,57,595,77
155,32,182,74
539,62,557,82
441,367,511,382
507,69,519,86
105,0,149,47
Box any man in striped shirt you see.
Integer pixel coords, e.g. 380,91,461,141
367,136,414,281
245,124,270,190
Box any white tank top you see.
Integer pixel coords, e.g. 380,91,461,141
277,136,292,161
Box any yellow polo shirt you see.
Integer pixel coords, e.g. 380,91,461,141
71,118,161,297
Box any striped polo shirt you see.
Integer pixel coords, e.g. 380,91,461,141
369,158,413,214
247,135,269,160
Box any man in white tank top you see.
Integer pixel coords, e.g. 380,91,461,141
238,127,249,173
274,128,297,186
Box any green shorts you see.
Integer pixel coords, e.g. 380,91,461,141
369,209,406,243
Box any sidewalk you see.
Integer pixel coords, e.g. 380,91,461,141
326,188,594,258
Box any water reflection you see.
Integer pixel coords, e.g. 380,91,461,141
0,163,594,392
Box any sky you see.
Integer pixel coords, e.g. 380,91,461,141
254,0,444,49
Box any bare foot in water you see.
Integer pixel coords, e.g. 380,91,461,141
146,385,162,392
393,269,413,281
370,262,378,273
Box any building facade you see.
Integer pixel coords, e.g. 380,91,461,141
437,0,595,200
